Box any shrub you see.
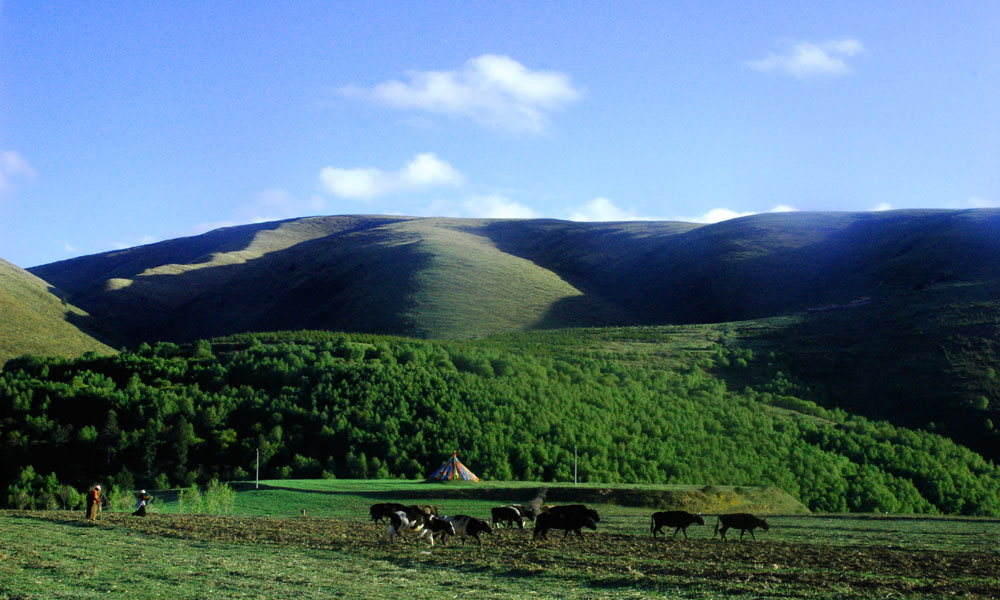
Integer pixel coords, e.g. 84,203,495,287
178,485,203,512
202,479,236,514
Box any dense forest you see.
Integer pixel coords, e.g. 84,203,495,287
3,329,999,515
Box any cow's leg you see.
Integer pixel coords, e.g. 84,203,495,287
748,528,756,541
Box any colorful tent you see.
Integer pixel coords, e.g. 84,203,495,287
427,452,480,481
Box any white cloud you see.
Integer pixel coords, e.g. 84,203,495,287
0,150,36,193
680,205,798,224
463,195,538,219
966,196,1000,209
344,54,581,133
697,208,756,223
320,153,462,200
872,203,893,211
749,38,865,78
570,197,646,222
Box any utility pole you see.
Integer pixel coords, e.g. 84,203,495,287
256,448,260,489
574,445,578,485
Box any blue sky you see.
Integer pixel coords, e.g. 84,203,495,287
2,1,998,268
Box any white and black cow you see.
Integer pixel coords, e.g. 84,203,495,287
439,515,493,546
385,510,456,546
419,515,457,546
384,510,423,542
491,505,526,529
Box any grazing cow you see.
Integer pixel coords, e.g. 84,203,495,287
439,515,493,546
385,510,424,542
510,503,537,521
385,511,455,546
545,504,600,523
650,510,705,539
370,502,406,524
491,505,525,529
715,513,769,541
533,510,597,540
418,515,456,546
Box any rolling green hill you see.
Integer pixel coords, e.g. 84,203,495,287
19,210,1000,462
0,258,114,366
26,215,634,343
27,210,1000,345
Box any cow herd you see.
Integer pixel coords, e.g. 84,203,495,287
370,502,770,546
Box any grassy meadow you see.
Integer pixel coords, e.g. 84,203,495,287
3,480,999,599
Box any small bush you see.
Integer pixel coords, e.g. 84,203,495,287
202,479,236,514
178,485,203,512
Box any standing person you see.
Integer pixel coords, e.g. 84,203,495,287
133,490,151,516
86,485,101,520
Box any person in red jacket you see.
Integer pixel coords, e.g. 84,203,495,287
86,485,101,520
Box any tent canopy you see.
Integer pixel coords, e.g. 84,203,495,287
427,452,480,481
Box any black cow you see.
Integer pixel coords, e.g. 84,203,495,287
715,513,769,541
370,502,406,524
545,504,600,523
533,510,597,540
491,506,525,529
650,510,704,539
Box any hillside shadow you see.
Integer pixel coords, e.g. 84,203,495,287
532,294,641,330
48,217,426,345
60,300,129,348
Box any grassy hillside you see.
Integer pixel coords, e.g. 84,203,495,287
28,215,631,343
25,209,1000,343
0,258,114,367
26,210,1000,343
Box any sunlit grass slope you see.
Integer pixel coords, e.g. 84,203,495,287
28,215,637,344
0,258,114,366
390,219,631,338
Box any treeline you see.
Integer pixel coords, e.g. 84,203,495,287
2,329,999,515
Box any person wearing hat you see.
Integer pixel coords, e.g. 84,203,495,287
133,490,151,516
86,485,102,520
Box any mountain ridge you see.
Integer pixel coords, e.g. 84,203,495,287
5,209,999,461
